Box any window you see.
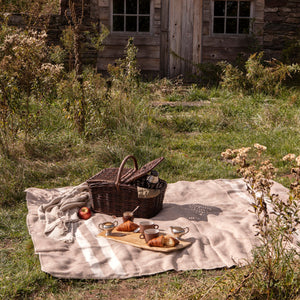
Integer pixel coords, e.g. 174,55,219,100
213,0,251,34
112,0,150,32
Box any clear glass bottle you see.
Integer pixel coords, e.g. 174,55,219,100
147,170,159,189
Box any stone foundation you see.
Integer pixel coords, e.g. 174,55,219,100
264,0,300,60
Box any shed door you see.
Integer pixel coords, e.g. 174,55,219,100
161,0,202,78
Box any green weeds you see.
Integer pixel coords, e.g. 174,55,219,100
219,52,300,95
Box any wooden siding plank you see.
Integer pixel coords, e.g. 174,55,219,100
99,0,109,6
202,47,249,62
202,36,252,47
104,35,160,46
97,57,160,71
160,0,169,76
192,0,202,72
180,0,193,75
99,7,110,20
154,0,161,9
99,45,160,58
169,0,183,77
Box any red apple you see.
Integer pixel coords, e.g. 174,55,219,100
78,207,92,220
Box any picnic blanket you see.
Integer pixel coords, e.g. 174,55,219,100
26,178,289,279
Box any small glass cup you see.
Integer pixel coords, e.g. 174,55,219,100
122,211,134,223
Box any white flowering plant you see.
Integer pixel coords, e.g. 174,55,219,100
222,144,300,298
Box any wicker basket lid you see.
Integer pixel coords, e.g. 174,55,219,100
123,157,164,183
87,168,134,183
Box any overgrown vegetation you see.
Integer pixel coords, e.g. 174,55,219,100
222,145,300,299
0,0,59,14
1,21,300,299
0,24,63,156
219,52,300,94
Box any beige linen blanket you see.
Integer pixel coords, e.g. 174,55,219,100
26,179,289,279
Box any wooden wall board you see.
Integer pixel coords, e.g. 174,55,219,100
180,0,193,75
160,0,169,77
104,35,160,46
202,46,250,62
169,0,183,77
97,57,160,71
192,0,203,73
99,45,160,58
154,0,161,9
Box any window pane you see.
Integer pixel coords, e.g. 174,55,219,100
214,18,225,33
239,18,249,33
226,18,237,33
227,1,237,16
126,16,137,31
126,0,137,14
113,15,124,31
214,1,225,16
240,1,250,17
113,0,124,14
139,16,149,31
139,0,150,14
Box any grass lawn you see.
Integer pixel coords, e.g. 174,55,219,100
1,83,300,299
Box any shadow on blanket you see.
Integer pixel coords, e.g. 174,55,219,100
156,203,222,222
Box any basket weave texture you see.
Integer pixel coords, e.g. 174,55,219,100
87,155,167,218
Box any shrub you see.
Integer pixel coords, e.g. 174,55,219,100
107,37,140,93
0,25,63,156
219,52,300,95
193,62,222,87
57,68,107,137
222,145,300,299
282,37,300,65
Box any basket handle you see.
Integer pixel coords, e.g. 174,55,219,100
115,155,138,189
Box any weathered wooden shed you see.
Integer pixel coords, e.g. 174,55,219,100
63,0,299,78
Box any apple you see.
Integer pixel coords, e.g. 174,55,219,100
78,207,92,220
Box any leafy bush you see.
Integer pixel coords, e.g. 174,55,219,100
219,52,300,95
57,68,107,136
282,37,300,65
0,25,63,156
107,38,140,92
1,0,59,14
193,62,222,87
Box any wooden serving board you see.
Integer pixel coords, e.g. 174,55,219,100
97,229,192,253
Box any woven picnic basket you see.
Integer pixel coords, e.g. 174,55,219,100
87,155,167,218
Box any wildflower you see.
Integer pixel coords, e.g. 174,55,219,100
238,147,251,154
254,143,267,151
232,156,244,165
296,156,300,166
221,149,234,159
283,154,296,162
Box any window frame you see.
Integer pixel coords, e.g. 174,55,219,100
211,0,254,36
110,0,153,35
